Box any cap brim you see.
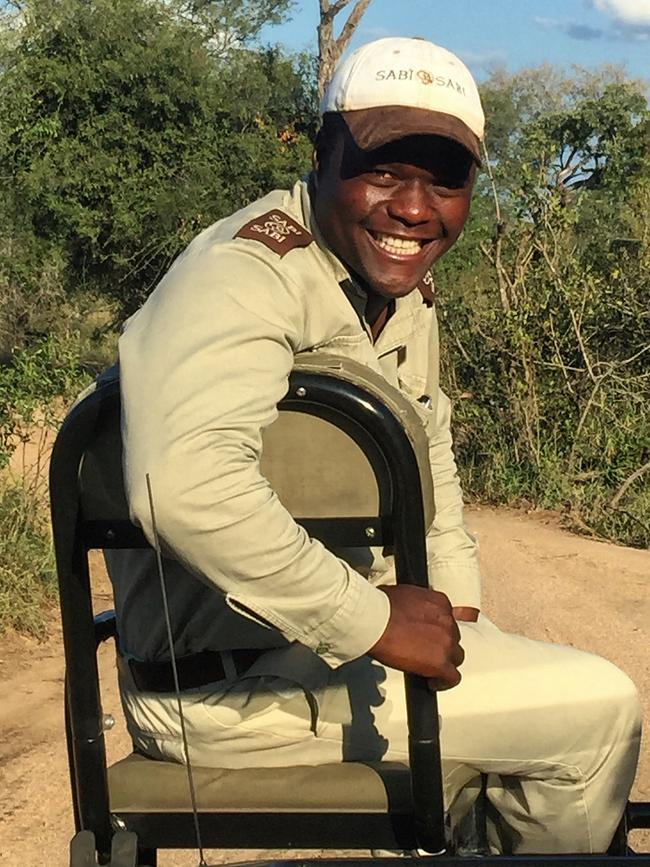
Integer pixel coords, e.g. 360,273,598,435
337,106,482,165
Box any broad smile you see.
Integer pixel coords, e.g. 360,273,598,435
366,229,431,260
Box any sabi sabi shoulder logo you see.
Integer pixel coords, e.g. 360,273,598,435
235,210,314,257
375,68,467,96
250,213,301,243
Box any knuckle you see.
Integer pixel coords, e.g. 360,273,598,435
433,590,452,610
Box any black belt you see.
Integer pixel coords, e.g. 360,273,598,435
118,648,265,693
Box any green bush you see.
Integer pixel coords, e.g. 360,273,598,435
0,334,91,469
0,0,315,315
0,478,57,636
436,67,650,547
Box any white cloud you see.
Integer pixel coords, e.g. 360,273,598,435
594,0,650,25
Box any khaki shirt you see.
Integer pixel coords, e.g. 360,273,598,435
114,178,481,668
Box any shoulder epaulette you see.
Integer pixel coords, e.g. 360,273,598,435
235,210,314,258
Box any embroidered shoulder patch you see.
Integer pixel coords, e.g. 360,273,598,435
235,210,314,257
416,271,435,306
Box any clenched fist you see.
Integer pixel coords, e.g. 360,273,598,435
368,585,465,690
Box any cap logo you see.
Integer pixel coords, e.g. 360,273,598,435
375,68,467,97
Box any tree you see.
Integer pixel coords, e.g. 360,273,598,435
317,0,372,98
165,0,294,56
0,0,315,314
434,66,650,546
480,66,649,199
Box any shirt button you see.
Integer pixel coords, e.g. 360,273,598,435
315,642,331,655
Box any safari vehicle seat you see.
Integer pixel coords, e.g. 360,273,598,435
50,355,650,867
51,354,449,866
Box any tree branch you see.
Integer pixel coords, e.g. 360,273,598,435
318,0,373,96
610,460,650,510
336,0,372,56
324,0,355,19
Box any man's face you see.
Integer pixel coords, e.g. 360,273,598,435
313,128,475,298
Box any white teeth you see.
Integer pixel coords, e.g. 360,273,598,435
373,233,423,255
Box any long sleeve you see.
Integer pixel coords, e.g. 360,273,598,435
119,242,390,668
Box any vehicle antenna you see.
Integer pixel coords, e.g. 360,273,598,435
146,473,208,867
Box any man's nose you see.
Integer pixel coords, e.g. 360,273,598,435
387,181,434,225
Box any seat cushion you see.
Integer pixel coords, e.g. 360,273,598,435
108,754,412,814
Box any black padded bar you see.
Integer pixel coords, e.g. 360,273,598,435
50,383,116,854
84,517,392,551
116,811,419,851
627,802,650,829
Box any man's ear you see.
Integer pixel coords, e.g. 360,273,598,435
312,147,320,174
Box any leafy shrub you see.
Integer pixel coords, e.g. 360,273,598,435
0,478,57,636
0,334,91,469
437,68,650,547
0,0,315,315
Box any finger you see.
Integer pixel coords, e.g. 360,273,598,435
451,641,465,667
420,601,457,633
428,664,462,692
431,590,453,612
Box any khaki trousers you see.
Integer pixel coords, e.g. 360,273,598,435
120,616,641,855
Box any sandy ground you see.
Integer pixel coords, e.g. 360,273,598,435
0,505,648,866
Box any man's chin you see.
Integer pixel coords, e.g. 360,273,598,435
366,275,424,299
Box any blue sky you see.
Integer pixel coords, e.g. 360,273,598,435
262,0,650,83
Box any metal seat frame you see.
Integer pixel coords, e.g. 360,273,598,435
50,369,650,867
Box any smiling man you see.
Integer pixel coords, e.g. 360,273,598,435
111,38,641,854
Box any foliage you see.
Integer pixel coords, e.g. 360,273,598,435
0,0,315,314
0,476,57,636
167,0,295,54
0,334,90,469
437,67,650,547
0,0,312,636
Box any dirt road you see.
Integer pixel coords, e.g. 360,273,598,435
1,506,648,865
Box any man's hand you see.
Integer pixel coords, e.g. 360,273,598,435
368,585,465,689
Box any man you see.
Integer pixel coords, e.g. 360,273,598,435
109,37,641,854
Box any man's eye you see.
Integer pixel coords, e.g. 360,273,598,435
431,171,469,192
431,184,457,196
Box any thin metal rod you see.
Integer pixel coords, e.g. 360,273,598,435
145,473,208,867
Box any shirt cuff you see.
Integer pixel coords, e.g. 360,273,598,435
308,566,391,668
429,561,482,611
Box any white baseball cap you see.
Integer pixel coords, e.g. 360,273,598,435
321,37,485,163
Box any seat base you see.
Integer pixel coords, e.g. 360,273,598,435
109,753,412,814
